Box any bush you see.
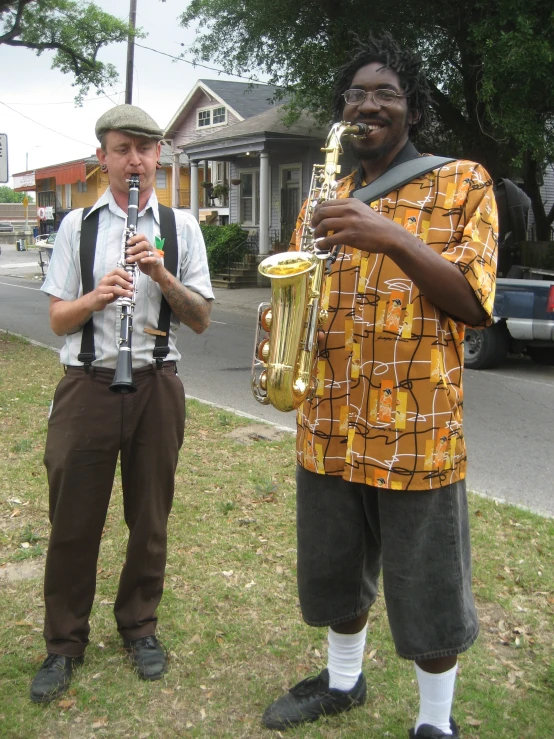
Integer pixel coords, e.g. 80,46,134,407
201,223,248,275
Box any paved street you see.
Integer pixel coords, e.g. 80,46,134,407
1,240,553,517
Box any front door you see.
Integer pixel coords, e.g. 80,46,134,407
280,166,301,244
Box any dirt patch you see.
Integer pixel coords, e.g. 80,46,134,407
0,558,44,582
226,423,288,445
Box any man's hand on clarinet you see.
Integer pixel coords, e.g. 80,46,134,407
88,269,134,312
125,233,166,282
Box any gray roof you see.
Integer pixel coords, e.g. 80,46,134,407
159,142,181,165
199,79,283,119
182,104,328,150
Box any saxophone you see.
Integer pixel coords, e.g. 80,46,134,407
251,121,368,412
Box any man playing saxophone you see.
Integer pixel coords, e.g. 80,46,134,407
30,105,213,703
262,35,497,738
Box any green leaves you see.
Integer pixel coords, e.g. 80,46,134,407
0,0,136,103
180,0,554,234
201,223,249,275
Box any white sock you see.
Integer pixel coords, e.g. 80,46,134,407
414,662,458,735
327,625,367,691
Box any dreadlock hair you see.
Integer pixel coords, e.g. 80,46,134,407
331,33,432,139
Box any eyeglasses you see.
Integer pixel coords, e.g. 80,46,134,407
342,88,406,107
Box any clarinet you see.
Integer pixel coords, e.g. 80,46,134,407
109,174,140,394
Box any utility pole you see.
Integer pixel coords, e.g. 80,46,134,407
125,0,137,104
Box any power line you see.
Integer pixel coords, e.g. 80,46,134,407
134,42,275,86
2,92,125,106
0,101,96,149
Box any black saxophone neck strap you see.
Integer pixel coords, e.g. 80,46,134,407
351,147,456,205
77,203,179,369
78,206,99,369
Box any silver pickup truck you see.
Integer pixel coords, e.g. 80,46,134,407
465,264,554,369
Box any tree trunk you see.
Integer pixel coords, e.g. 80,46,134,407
523,155,552,242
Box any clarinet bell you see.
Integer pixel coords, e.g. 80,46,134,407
109,349,137,394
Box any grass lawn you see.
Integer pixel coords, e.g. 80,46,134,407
0,332,552,738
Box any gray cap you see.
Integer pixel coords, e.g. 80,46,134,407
95,104,163,142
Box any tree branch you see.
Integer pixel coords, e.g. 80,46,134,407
0,0,34,44
3,37,98,71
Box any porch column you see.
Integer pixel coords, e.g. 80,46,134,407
259,152,270,256
203,159,209,207
172,150,180,208
190,160,199,222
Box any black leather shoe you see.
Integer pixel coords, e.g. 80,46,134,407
408,717,460,738
262,668,366,730
30,653,84,704
124,635,167,681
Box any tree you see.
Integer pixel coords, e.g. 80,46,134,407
0,185,33,202
0,0,135,102
179,0,554,239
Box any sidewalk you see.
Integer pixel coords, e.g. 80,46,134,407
0,240,271,314
0,240,45,281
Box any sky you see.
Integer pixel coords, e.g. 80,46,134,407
0,0,260,186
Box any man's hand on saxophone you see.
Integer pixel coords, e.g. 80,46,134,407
311,196,401,254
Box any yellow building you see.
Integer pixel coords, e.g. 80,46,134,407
13,146,187,237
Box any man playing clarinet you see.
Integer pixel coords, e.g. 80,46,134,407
30,105,213,703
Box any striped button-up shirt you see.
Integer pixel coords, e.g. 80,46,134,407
42,188,214,368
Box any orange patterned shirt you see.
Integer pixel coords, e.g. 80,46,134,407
291,159,498,490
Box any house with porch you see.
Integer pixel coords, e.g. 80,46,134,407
179,104,330,257
164,78,284,221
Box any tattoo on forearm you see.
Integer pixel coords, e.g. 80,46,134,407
162,275,209,333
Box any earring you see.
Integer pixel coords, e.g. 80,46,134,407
100,164,108,172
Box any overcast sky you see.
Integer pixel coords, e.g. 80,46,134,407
0,0,260,185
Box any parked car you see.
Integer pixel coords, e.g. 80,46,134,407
463,180,554,369
0,221,14,232
35,231,58,247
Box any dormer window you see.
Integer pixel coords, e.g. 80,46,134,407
198,109,211,127
197,105,227,129
213,106,226,124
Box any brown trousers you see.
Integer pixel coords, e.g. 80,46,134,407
42,363,185,657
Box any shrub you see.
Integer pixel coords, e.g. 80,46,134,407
201,223,248,275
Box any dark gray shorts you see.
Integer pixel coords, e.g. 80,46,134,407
296,465,479,661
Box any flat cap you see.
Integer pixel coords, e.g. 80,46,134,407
95,104,163,141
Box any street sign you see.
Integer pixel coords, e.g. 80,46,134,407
0,134,7,183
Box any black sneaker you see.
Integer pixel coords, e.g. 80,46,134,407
124,635,167,681
30,653,84,704
408,717,460,738
262,668,367,730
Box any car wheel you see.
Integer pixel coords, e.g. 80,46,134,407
464,323,509,370
526,347,554,365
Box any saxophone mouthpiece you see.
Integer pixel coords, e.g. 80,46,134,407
353,123,369,136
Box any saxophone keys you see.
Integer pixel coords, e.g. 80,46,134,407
260,308,272,332
257,338,270,362
259,370,268,392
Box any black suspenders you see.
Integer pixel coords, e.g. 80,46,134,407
77,207,98,368
153,205,178,366
78,203,178,369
